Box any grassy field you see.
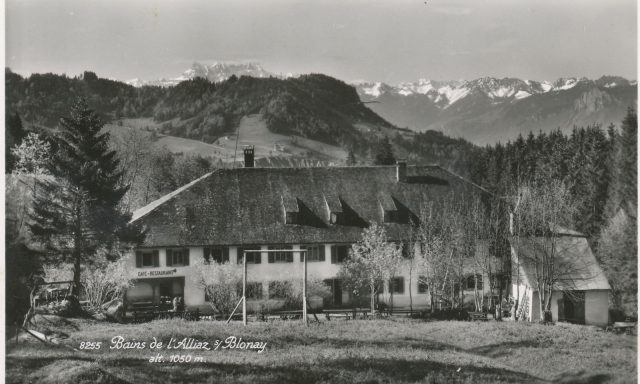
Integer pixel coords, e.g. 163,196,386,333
5,316,636,384
108,115,347,164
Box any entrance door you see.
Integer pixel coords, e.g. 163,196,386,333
562,291,585,324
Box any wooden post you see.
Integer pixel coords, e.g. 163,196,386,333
243,250,247,326
302,250,308,326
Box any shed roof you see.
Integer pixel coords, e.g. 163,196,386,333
513,235,611,291
132,165,490,247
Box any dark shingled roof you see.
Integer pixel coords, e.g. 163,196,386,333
132,165,490,247
514,235,611,291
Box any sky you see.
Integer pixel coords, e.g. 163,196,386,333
5,0,638,84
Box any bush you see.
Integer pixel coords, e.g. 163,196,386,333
270,278,331,310
82,254,132,311
193,259,242,315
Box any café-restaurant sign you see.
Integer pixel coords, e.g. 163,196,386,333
137,269,178,277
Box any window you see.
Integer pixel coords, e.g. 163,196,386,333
400,243,413,258
301,245,325,262
166,248,190,266
491,274,507,290
466,274,483,290
204,247,229,264
268,245,293,263
136,250,159,268
268,281,291,299
236,282,264,300
418,276,428,293
389,277,405,294
285,212,299,224
237,248,262,264
330,245,350,264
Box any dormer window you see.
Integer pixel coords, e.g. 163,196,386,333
379,195,398,223
286,212,299,224
379,196,411,223
324,194,343,225
330,212,343,225
281,195,300,225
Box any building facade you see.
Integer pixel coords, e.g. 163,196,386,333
125,153,502,314
125,151,609,321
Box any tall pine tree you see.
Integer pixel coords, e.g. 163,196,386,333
373,136,396,165
5,111,27,172
30,99,143,295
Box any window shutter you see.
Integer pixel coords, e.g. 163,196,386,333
287,252,293,262
300,247,305,262
203,248,210,263
184,249,190,266
136,251,142,268
255,252,261,264
153,250,159,267
331,246,337,264
166,249,173,266
223,248,229,263
268,252,275,263
319,246,326,261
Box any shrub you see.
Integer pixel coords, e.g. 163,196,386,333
193,259,242,315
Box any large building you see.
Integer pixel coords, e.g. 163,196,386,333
124,149,610,322
125,149,499,313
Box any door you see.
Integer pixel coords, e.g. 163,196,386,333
562,291,585,324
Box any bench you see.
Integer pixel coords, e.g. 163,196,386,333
469,312,489,321
609,322,636,335
325,313,351,321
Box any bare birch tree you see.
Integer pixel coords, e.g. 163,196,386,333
416,198,464,311
339,223,403,315
514,179,578,322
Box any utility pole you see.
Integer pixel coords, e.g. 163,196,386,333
302,249,308,326
243,250,247,326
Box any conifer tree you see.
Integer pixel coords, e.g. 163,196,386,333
6,111,27,172
373,136,396,165
346,148,357,166
30,99,143,296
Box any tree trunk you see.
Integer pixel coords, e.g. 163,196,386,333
429,284,435,312
370,284,376,315
538,288,546,322
408,265,413,314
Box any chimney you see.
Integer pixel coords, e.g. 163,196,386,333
243,145,254,168
396,160,407,182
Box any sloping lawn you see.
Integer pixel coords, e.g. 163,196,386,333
5,316,636,383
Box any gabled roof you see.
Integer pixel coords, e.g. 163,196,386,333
132,165,491,247
513,235,610,291
130,172,214,223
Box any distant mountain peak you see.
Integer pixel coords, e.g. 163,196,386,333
183,61,273,83
353,75,634,108
126,61,277,87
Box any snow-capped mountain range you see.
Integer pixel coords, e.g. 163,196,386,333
124,62,636,145
353,76,636,109
354,75,636,144
126,62,280,87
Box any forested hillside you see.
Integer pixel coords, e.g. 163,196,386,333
6,69,391,147
6,68,476,173
469,110,638,313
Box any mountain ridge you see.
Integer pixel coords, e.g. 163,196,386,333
354,75,637,144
